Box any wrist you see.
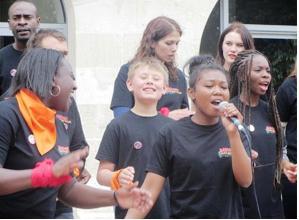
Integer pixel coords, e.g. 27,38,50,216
113,191,120,207
31,158,72,188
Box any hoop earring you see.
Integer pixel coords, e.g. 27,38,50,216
50,85,61,97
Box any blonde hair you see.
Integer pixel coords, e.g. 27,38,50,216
128,57,169,85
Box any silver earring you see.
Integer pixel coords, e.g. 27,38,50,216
50,85,61,97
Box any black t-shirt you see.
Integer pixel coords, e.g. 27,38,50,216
147,117,247,218
0,44,23,96
0,98,74,218
231,97,284,218
96,111,173,218
110,63,189,111
276,76,297,163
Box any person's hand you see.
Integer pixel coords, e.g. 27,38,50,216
115,181,153,213
52,147,89,178
220,103,243,133
168,108,194,120
77,168,91,184
118,166,135,187
282,160,297,183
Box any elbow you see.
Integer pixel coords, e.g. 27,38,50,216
238,175,252,188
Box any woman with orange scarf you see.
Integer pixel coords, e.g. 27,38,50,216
0,48,152,218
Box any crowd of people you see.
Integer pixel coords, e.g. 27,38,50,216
0,0,296,219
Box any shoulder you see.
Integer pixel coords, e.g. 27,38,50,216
0,44,13,54
176,68,186,80
159,116,189,135
0,98,20,124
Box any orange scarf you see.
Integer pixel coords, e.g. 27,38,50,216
16,88,56,155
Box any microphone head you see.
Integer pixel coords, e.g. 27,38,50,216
218,101,229,111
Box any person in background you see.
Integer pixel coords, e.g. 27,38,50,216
110,16,193,120
96,57,172,218
216,21,255,83
26,28,91,218
0,0,40,96
125,58,252,218
0,48,152,218
276,59,297,218
229,49,296,218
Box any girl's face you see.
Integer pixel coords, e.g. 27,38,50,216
49,59,77,112
127,66,166,104
222,31,245,69
189,69,229,118
152,30,180,63
249,54,271,96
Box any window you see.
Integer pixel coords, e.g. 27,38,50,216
0,0,67,48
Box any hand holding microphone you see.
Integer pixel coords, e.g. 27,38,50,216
218,101,244,132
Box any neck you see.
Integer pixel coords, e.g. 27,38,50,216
223,62,230,72
13,40,27,51
240,91,260,107
191,112,219,126
131,101,158,117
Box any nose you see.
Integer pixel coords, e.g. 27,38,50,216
212,86,222,95
171,44,178,52
18,16,27,25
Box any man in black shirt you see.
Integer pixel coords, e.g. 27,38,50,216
0,0,40,95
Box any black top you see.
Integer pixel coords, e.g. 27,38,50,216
231,97,284,218
96,111,173,218
0,98,74,218
110,63,189,111
276,76,297,163
0,44,23,95
147,117,247,218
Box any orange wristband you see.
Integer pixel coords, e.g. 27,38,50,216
111,169,122,191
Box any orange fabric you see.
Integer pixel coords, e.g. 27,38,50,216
16,88,56,156
111,169,122,191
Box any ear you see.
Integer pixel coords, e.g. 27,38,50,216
36,16,41,25
151,42,157,50
126,79,133,92
187,87,196,103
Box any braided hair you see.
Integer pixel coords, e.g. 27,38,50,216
230,49,283,186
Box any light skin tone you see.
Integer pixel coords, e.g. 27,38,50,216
240,54,297,183
39,36,90,183
125,69,252,218
222,31,245,72
8,1,40,51
152,30,194,120
97,65,166,189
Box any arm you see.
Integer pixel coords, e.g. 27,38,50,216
97,160,134,188
0,147,88,195
59,180,152,211
125,172,165,218
112,106,130,118
221,103,252,187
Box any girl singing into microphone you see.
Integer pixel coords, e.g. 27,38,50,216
125,56,252,218
229,50,296,218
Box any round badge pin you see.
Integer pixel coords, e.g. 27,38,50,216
10,69,17,77
133,141,143,150
28,134,36,145
248,124,255,132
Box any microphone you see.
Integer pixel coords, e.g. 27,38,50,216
218,101,244,131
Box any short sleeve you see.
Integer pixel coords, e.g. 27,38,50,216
95,121,120,165
110,64,134,109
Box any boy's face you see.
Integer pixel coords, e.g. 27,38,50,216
126,66,166,104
